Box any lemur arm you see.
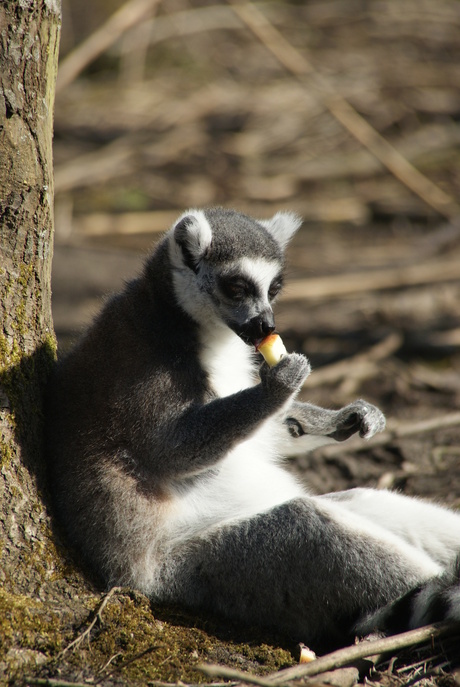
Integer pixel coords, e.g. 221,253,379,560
142,353,311,481
284,399,386,443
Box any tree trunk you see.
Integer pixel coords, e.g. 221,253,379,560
0,0,79,676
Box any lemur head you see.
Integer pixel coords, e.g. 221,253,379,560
168,208,301,345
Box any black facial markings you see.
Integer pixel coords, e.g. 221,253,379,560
268,275,283,301
217,274,257,302
216,265,284,305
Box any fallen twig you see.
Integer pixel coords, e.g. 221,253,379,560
57,0,162,92
116,5,244,53
54,138,136,195
57,586,124,657
98,644,164,678
66,199,367,239
199,665,285,687
54,91,220,193
26,679,98,687
72,209,179,237
304,333,402,389
281,258,460,301
226,0,460,220
200,622,459,685
149,683,237,687
289,123,460,184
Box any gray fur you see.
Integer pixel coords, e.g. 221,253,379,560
46,207,460,650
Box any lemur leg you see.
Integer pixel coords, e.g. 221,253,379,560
283,399,386,453
318,488,460,568
157,498,443,649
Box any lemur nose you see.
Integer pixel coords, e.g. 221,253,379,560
261,319,275,336
235,310,275,344
254,312,275,339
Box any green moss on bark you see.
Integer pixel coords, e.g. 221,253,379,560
0,589,63,654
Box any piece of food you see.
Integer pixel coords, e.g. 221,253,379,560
298,644,317,664
256,333,287,367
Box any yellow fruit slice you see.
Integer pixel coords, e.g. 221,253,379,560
256,334,287,367
299,645,316,663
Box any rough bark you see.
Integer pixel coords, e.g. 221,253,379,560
0,0,83,678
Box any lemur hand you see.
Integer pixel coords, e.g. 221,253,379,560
260,353,311,396
285,398,385,441
328,400,386,441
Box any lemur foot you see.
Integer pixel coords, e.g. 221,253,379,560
329,400,386,442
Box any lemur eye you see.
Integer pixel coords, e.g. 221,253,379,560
219,277,248,301
268,278,283,300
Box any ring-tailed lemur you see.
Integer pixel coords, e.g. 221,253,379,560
46,208,460,649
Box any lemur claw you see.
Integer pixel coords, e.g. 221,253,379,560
285,417,305,438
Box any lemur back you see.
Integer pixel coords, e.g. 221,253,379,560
46,208,460,649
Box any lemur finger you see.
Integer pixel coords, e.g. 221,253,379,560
358,404,386,439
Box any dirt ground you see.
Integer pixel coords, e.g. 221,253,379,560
47,0,460,684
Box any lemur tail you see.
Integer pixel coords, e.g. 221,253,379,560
356,557,460,635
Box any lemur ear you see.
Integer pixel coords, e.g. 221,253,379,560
173,211,212,272
260,211,302,250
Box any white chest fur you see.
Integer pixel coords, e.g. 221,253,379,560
164,418,304,549
198,326,256,397
161,326,305,548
